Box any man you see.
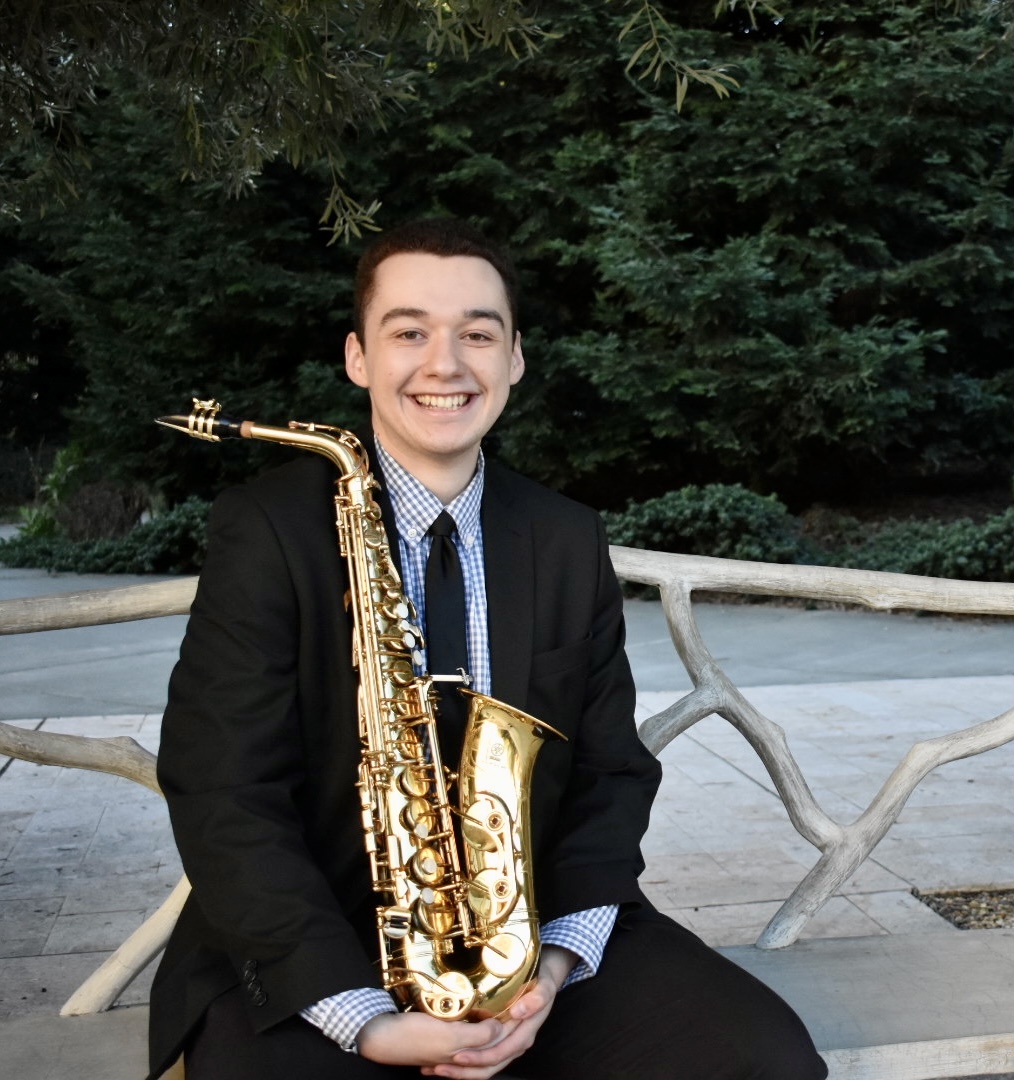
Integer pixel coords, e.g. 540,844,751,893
150,218,827,1079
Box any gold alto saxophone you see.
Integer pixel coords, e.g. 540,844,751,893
157,398,564,1021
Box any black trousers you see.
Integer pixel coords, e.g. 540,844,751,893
185,912,828,1080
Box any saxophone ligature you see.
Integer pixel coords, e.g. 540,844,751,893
157,398,564,1021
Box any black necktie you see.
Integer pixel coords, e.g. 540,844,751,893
425,510,468,751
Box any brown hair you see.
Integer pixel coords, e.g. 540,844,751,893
353,218,519,342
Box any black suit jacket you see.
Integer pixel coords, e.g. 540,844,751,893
148,447,661,1077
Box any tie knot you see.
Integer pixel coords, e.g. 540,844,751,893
429,510,457,539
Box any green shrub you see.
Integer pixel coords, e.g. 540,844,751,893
603,484,1014,583
602,484,813,564
0,496,210,574
15,444,83,539
4,483,1012,585
13,443,146,542
831,509,1014,582
17,501,61,539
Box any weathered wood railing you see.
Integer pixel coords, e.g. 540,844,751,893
0,577,197,1016
1,550,1012,1017
610,550,1014,951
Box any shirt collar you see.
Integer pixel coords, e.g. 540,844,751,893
374,438,484,547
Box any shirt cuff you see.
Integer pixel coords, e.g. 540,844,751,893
301,987,397,1053
540,904,618,988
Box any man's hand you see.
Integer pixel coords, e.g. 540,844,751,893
415,945,579,1080
356,1010,507,1070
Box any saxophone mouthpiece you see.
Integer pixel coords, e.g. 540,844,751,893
155,398,247,441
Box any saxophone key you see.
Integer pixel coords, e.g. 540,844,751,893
399,795,435,838
461,797,510,853
480,932,527,979
397,775,429,807
380,905,412,940
418,972,474,1021
413,888,456,937
385,833,404,873
466,867,516,921
394,726,424,760
409,845,444,886
360,817,379,853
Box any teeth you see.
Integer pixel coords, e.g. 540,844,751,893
415,394,470,409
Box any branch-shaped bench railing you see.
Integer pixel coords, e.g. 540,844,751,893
610,548,1014,949
1,554,1012,1015
0,577,198,1015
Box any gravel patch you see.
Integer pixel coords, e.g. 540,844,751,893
913,886,1014,929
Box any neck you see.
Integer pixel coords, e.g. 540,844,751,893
416,460,478,505
375,442,479,505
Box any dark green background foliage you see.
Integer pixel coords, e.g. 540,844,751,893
601,485,1014,582
835,508,1014,581
0,496,210,573
601,484,809,563
2,75,369,504
3,484,1012,582
2,0,1013,522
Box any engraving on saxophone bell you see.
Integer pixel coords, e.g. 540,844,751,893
158,397,569,1022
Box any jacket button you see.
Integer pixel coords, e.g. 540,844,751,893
251,989,268,1007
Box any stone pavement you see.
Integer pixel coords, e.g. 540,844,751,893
1,563,1013,1077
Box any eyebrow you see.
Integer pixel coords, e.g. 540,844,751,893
378,306,506,329
463,308,506,328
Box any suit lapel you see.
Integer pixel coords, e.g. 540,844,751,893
482,467,534,708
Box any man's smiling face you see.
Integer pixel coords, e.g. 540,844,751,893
345,252,524,491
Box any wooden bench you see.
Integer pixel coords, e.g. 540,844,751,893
2,548,1013,1078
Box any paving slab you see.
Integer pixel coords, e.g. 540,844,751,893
2,1006,150,1080
622,599,1014,690
724,931,1014,1050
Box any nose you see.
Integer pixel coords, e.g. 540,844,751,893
420,330,465,378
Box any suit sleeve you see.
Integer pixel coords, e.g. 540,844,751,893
532,512,662,922
157,482,380,1031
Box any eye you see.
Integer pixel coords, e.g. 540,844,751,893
396,329,425,341
463,330,495,343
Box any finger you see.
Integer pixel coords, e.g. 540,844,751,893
465,1019,520,1052
509,981,555,1021
509,993,544,1021
449,1017,539,1069
455,1017,506,1050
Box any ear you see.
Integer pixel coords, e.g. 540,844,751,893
509,332,525,386
345,332,369,388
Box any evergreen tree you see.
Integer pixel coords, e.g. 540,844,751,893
345,0,1014,505
3,0,1014,513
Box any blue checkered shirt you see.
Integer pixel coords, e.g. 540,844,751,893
301,440,617,1051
